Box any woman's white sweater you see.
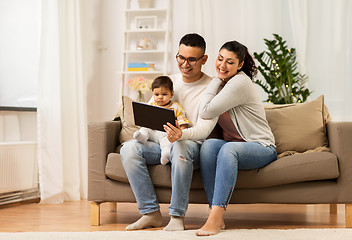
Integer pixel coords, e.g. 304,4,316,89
181,71,275,147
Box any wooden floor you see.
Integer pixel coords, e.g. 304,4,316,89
0,200,347,232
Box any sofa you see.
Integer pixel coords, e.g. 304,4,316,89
88,95,352,227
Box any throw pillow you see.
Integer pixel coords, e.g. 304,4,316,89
119,96,139,143
264,95,330,154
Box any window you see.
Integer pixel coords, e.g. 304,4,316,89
0,0,41,108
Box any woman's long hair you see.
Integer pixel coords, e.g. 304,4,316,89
220,41,257,80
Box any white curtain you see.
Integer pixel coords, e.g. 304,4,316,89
38,0,88,203
183,0,352,121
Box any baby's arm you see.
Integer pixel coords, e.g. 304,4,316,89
172,102,192,129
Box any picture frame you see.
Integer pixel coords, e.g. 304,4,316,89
135,16,157,30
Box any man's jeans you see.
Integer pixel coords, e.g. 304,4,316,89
120,139,200,216
200,139,277,208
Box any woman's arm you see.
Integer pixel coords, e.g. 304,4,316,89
200,75,251,119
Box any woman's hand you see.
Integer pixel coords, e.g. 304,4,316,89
164,120,182,143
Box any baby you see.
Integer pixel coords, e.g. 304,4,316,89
133,76,191,165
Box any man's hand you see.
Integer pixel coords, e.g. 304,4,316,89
164,120,182,143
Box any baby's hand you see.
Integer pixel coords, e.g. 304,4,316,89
180,124,188,130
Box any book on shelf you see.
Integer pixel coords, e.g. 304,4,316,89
128,62,155,71
128,67,149,71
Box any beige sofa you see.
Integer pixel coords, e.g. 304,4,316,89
88,95,352,227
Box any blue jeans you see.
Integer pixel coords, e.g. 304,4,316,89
120,139,200,216
200,139,277,208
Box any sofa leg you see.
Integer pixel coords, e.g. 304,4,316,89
110,202,117,212
346,204,352,228
330,204,338,214
91,202,101,226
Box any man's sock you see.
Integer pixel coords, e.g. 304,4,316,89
126,210,162,230
163,216,185,231
133,131,148,144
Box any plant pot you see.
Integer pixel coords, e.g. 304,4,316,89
138,0,153,8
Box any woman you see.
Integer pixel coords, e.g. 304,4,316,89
164,40,276,236
196,41,277,236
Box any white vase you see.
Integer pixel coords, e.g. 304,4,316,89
138,0,153,8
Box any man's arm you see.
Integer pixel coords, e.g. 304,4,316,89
180,116,217,140
163,116,217,142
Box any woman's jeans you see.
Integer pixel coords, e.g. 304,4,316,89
200,139,277,208
120,139,200,217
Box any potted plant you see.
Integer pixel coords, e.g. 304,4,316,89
253,34,311,104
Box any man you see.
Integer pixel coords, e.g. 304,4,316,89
120,33,212,231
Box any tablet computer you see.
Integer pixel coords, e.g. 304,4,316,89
132,101,176,132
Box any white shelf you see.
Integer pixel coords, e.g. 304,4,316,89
121,71,164,75
125,29,166,33
121,0,171,97
126,8,167,13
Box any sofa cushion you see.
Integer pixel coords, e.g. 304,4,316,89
236,152,338,188
105,153,204,189
105,151,339,189
118,96,140,143
264,95,330,154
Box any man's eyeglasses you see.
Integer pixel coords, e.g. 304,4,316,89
176,53,204,66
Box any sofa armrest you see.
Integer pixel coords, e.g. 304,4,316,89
327,121,352,201
88,121,121,201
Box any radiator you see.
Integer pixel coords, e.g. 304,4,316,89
0,141,39,204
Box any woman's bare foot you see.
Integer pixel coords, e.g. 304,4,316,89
195,221,225,236
195,206,225,236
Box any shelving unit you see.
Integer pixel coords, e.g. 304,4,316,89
121,0,171,100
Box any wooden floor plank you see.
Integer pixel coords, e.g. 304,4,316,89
0,200,346,232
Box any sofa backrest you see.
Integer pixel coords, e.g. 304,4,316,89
117,95,330,155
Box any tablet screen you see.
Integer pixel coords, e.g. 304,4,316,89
132,102,176,132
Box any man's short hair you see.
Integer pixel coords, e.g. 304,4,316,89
179,33,206,53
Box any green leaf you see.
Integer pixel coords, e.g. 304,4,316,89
253,33,311,104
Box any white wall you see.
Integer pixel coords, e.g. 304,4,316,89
85,0,127,122
82,0,103,122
